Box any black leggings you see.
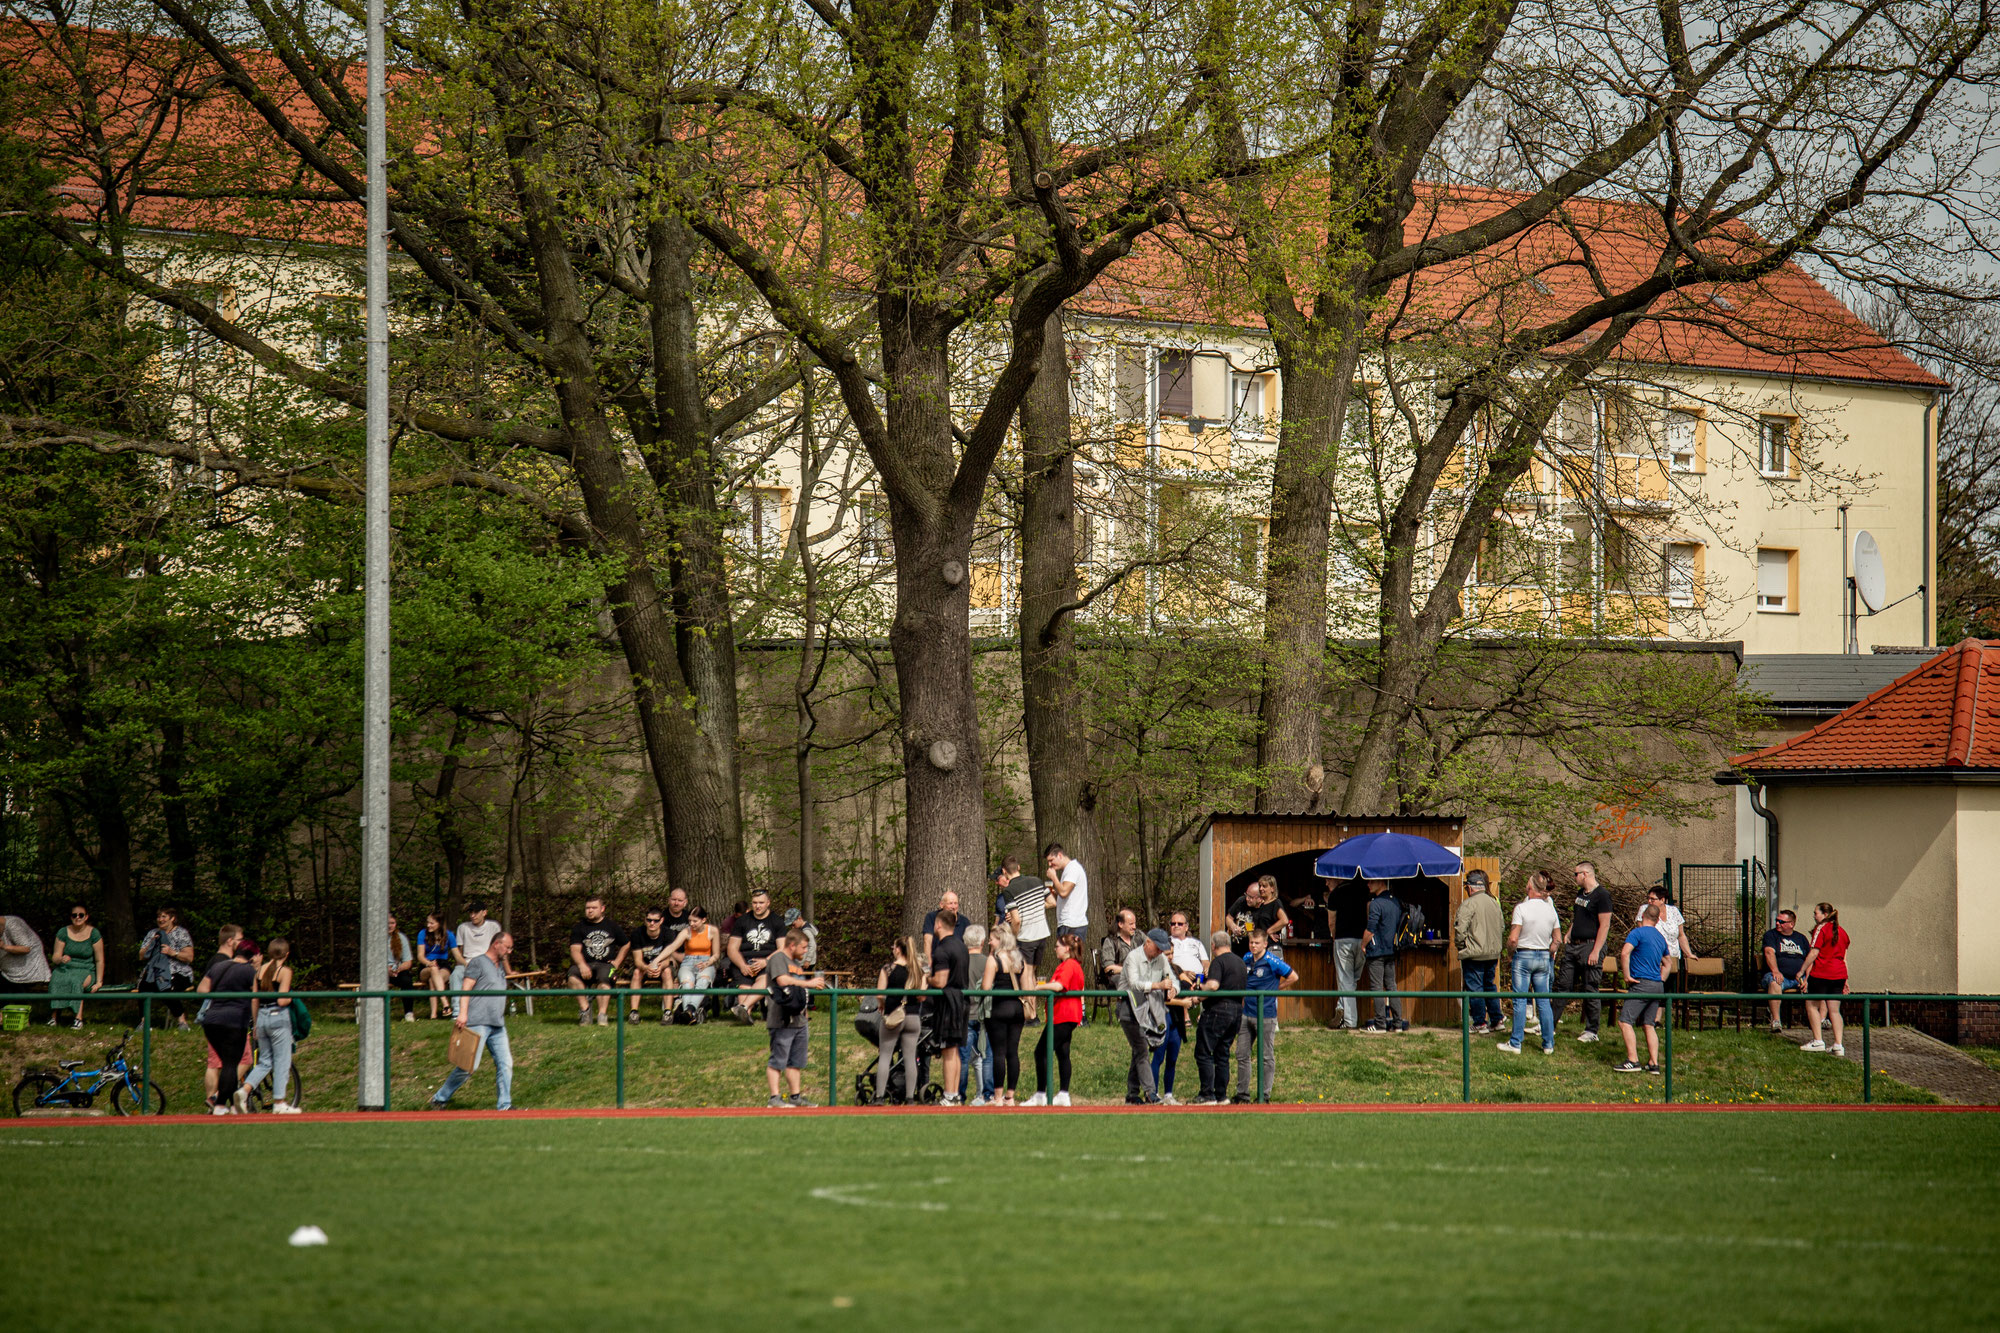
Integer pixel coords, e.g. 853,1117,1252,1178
1035,1020,1077,1093
205,1023,249,1105
988,1007,1024,1093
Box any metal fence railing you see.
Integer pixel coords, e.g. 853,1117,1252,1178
3,985,1979,1114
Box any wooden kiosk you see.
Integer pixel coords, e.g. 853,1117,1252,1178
1197,812,1499,1029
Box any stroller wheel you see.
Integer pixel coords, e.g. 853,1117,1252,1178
920,1083,943,1105
852,1078,874,1106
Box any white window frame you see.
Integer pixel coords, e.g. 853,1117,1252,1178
1665,543,1697,607
1665,410,1700,473
1758,416,1793,477
1756,547,1793,611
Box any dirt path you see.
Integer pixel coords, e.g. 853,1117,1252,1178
1795,1024,2000,1105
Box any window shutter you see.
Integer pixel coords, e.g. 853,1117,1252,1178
1757,549,1789,602
1156,351,1193,416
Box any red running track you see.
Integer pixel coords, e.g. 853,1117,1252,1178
6,1101,1996,1127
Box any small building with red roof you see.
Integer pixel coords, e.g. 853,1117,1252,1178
1726,639,2000,994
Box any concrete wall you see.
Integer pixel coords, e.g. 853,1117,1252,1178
1955,787,2000,994
1771,784,1958,991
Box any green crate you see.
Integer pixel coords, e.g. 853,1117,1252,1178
2,1005,29,1032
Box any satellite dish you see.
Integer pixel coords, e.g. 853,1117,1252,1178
1853,531,1886,612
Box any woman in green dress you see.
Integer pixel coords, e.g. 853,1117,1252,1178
47,904,104,1029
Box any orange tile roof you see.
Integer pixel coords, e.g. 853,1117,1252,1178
1733,640,2000,773
6,21,1944,391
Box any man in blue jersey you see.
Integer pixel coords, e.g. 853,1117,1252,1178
1232,929,1296,1103
1614,904,1669,1074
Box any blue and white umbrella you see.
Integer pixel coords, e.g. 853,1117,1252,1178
1312,831,1463,880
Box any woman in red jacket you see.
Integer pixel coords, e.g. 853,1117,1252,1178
1798,902,1850,1055
1033,933,1087,1107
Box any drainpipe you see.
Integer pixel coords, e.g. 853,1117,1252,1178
1923,390,1938,645
1746,783,1779,924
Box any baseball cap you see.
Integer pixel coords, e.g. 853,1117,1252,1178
1145,928,1171,949
783,908,802,926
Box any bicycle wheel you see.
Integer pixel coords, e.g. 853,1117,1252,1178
283,1066,302,1109
111,1078,167,1116
12,1073,65,1117
242,1067,302,1113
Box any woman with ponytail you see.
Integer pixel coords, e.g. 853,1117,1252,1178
242,938,301,1114
1797,904,1850,1055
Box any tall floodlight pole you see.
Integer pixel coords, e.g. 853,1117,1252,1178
356,0,391,1111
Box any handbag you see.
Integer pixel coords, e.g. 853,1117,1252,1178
882,1003,909,1031
289,997,313,1041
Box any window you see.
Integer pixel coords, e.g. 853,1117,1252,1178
737,487,786,555
1075,507,1095,567
313,294,363,369
1555,393,1595,453
1758,416,1793,475
1665,409,1701,472
1230,371,1266,436
1113,346,1148,420
857,493,892,565
1156,351,1193,417
1236,516,1267,581
168,288,227,362
1665,543,1699,607
1757,547,1796,611
1065,338,1096,416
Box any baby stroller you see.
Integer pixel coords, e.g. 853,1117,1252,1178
852,997,944,1105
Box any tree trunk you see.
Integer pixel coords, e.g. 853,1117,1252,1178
1253,347,1362,812
1017,311,1102,941
85,777,137,979
884,333,990,938
157,719,197,905
431,709,471,915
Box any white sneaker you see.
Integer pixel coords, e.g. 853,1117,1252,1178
273,1102,302,1115
969,1095,989,1107
1026,1092,1048,1106
211,1104,231,1117
1576,1031,1600,1044
1052,1092,1070,1107
1829,1044,1846,1056
1524,1018,1542,1034
1496,1041,1522,1054
403,1013,415,1023
1799,1039,1827,1052
940,1094,963,1106
231,1087,250,1115
1158,1093,1178,1105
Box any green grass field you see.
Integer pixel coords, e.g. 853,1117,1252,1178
4,1110,1996,1330
1,1003,1934,1114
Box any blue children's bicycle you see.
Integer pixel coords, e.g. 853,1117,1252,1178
13,1033,167,1116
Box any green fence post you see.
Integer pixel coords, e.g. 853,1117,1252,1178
140,996,152,1113
615,993,627,1109
382,990,394,1111
1254,996,1265,1102
1460,991,1471,1103
1041,991,1054,1100
1662,994,1674,1105
827,985,840,1107
1862,997,1872,1105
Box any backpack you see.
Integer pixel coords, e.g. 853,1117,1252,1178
289,997,313,1041
774,976,811,1019
1394,899,1427,951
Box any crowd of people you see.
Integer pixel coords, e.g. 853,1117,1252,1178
0,850,1860,1111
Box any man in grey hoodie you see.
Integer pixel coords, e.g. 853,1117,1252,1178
1117,928,1176,1105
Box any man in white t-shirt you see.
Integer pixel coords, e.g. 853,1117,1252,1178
1045,843,1089,942
1166,911,1209,980
450,903,502,1019
1498,873,1560,1055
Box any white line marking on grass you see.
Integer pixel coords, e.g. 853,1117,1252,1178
808,1185,1989,1258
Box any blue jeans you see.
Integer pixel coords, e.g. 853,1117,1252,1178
1150,1016,1183,1094
245,1006,295,1101
1509,951,1554,1050
432,1024,512,1110
959,1019,995,1099
1461,959,1502,1027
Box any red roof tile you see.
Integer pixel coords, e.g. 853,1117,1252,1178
1733,640,2000,773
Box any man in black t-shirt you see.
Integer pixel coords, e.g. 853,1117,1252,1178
1225,877,1289,953
1761,910,1810,1032
1553,862,1612,1040
627,906,677,1024
659,888,692,954
928,911,969,1105
727,890,783,1022
1194,932,1247,1104
568,895,630,1027
1329,875,1369,1030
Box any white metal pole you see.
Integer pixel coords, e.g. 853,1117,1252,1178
357,0,391,1111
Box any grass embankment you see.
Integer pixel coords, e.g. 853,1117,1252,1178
3,997,1930,1111
4,1113,1997,1331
